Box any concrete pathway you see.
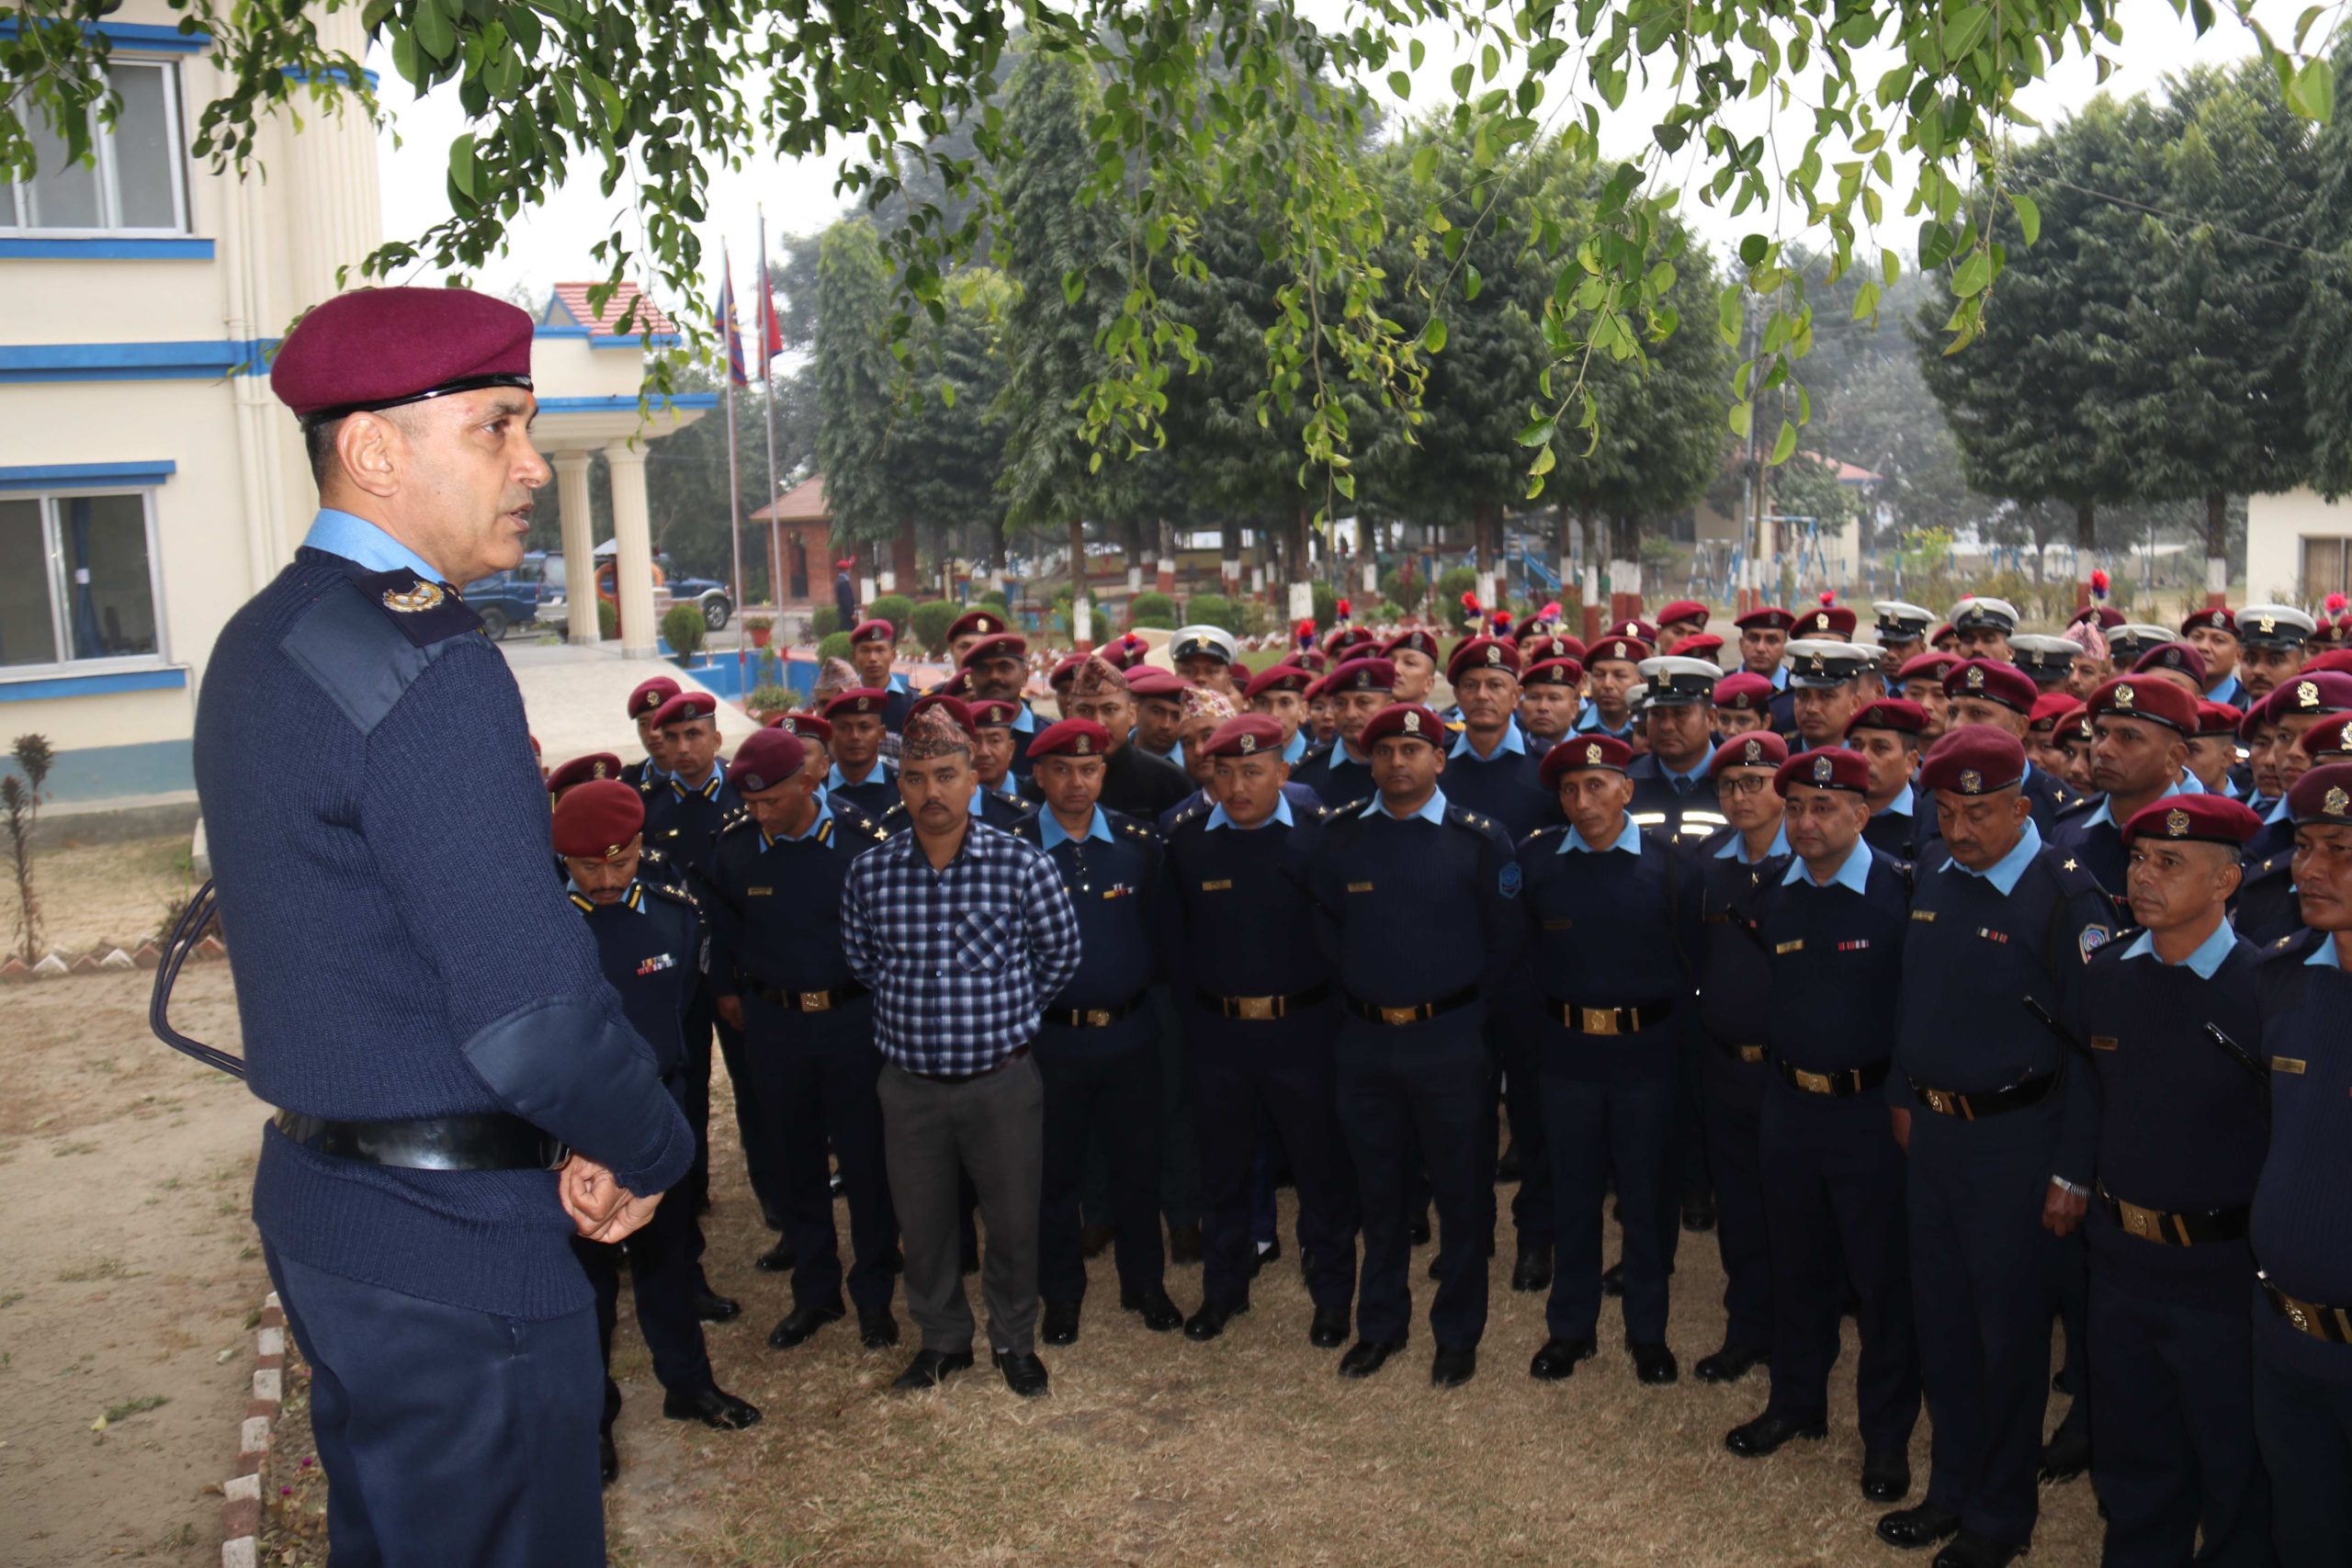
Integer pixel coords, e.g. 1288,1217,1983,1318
497,640,757,770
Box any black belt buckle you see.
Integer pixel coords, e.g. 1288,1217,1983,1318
273,1109,567,1172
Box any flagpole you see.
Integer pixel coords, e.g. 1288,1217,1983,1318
757,205,783,626
722,248,748,696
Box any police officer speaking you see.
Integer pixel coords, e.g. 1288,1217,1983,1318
188,288,695,1565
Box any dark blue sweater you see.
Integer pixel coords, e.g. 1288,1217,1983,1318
197,548,694,1319
1761,848,1912,1074
1161,801,1336,1052
1011,809,1167,1054
1696,834,1787,1111
1515,818,1701,1082
2252,931,2352,1325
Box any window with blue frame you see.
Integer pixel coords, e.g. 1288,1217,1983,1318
0,491,162,669
2,61,187,233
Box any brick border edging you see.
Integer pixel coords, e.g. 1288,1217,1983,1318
218,1291,286,1568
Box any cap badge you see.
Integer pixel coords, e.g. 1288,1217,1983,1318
1812,755,1834,783
1075,734,1093,755
2114,682,2135,711
978,616,993,633
2257,615,2277,634
2165,807,2190,837
2329,785,2350,818
592,761,609,779
383,581,446,614
1403,712,1421,735
1960,768,1984,794
1965,666,1984,690
1486,644,1501,664
2298,680,2319,706
1743,739,1762,763
741,772,766,792
1238,733,1258,753
1586,742,1603,764
1809,653,1825,673
604,842,626,860
1611,642,1628,660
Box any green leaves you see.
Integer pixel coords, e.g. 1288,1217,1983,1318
2290,56,2335,123
2007,192,2041,246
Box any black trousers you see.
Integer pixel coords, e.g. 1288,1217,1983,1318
2253,1309,2352,1568
1495,1027,1552,1254
741,996,899,1314
686,999,787,1229
1758,1085,1919,1450
1543,1066,1675,1343
1037,1038,1165,1304
574,1168,715,1427
1191,1029,1358,1314
1700,1072,1774,1354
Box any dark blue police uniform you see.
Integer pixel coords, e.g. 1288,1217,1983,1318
826,758,900,821
1862,783,1928,861
1289,738,1376,810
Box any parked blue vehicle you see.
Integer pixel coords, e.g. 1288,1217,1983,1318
461,553,558,640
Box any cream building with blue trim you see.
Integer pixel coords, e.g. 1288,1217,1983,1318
1,5,707,818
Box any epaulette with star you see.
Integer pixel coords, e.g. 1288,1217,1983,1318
989,787,1029,810
2052,794,2101,825
637,773,661,796
2259,926,2325,964
646,880,698,911
1166,800,1212,832
833,803,890,842
1118,816,1162,843
1442,803,1497,836
719,808,760,838
1332,794,1374,818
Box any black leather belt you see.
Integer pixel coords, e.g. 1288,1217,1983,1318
2097,1187,2249,1247
1776,1057,1892,1098
744,977,870,1013
1546,998,1673,1036
1197,982,1330,1021
901,1043,1031,1084
272,1109,566,1171
1717,1040,1768,1066
1346,984,1478,1026
1907,1070,2056,1121
1045,993,1147,1029
2259,1269,2352,1343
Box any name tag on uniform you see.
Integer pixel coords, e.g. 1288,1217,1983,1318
1911,909,1937,922
749,886,774,897
638,953,675,976
2090,1035,2120,1052
1348,881,1374,893
2273,1055,2307,1075
1201,879,1233,892
1774,940,1804,954
1542,918,1574,931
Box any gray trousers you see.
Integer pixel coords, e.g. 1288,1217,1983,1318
877,1054,1045,1356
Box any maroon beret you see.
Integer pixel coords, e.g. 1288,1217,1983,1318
271,287,535,424
1359,704,1446,750
1845,699,1927,739
550,779,645,860
2086,676,2199,735
1603,616,1659,645
1943,658,2038,714
906,694,978,738
2030,693,2082,732
1049,654,1087,688
1446,637,1521,684
2120,794,2262,850
2306,649,2352,676
947,609,1010,642
1734,605,1794,632
2181,607,2237,637
2071,605,2127,630
2196,700,2245,739
1202,714,1286,758
961,633,1029,667
1288,649,1329,674
1125,667,1188,700
1657,599,1711,629
820,687,890,721
967,699,1022,729
1710,731,1788,777
765,711,831,743
650,693,717,729
1792,604,1858,639
1919,725,2029,795
1325,657,1396,695
1325,626,1377,658
1777,746,1870,795
2297,712,2352,760
849,618,897,645
1896,651,1962,686
2289,761,2352,825
1027,718,1112,760
546,751,623,794
1541,732,1634,787
2132,641,2209,684
2263,671,2352,721
1713,671,1775,711
628,676,682,719
1589,634,1653,666
1668,633,1725,661
727,728,808,794
1245,663,1314,700
1523,657,1585,689
1520,633,1584,665
1380,629,1441,662
1093,632,1145,670
934,669,976,698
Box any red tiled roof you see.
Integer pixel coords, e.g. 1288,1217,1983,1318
545,281,677,337
752,473,830,524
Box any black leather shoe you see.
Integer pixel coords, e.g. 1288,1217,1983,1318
694,1290,741,1324
662,1386,763,1429
1185,1299,1249,1341
766,1301,843,1349
1693,1341,1769,1384
1408,1210,1432,1247
599,1432,618,1486
1168,1223,1204,1264
1629,1340,1679,1385
1600,1260,1626,1298
1861,1448,1913,1503
1249,1239,1280,1277
1529,1335,1597,1381
1875,1504,1962,1551
1497,1140,1521,1184
1931,1532,2027,1568
1338,1337,1405,1379
1040,1299,1081,1346
1510,1248,1553,1293
755,1239,797,1273
993,1349,1050,1398
1430,1345,1476,1388
857,1308,900,1349
1724,1409,1826,1458
2039,1424,2091,1483
1122,1288,1184,1332
1681,1193,1717,1233
1308,1304,1349,1348
1079,1224,1114,1260
890,1348,973,1391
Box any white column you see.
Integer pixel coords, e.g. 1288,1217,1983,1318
606,445,659,659
553,453,598,644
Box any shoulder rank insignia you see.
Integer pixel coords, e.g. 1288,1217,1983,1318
352,567,481,648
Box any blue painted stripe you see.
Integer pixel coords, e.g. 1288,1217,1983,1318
281,64,380,87
0,666,188,701
0,237,216,260
537,393,719,413
534,325,683,349
0,339,273,382
0,461,175,492
0,19,210,55
1,736,194,804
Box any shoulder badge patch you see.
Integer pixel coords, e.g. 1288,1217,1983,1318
2078,924,2110,962
1499,861,1523,899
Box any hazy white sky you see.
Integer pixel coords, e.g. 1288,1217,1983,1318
369,0,2310,321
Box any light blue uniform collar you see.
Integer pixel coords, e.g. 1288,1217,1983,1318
2206,672,2244,706
1284,728,1309,764
2310,932,2344,968
2267,793,2293,826
827,758,886,792
886,671,913,694
1656,754,1710,790
1208,795,1294,831
1944,818,2044,896
1574,708,1634,739
1451,724,1527,761
1880,782,1916,818
1042,805,1114,849
1716,823,1791,863
1363,785,1448,825
1770,665,1790,693
2087,773,2191,829
1563,811,1642,855
566,876,647,914
302,508,445,583
763,797,832,847
2121,919,2235,978
1010,703,1037,734
1784,834,1873,894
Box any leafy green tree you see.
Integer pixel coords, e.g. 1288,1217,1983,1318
2302,33,2352,497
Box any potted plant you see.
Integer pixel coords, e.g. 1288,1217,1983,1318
744,684,794,725
743,614,775,649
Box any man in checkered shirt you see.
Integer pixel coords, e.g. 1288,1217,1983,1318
842,704,1081,1397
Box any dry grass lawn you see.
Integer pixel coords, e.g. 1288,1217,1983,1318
605,1072,2107,1567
